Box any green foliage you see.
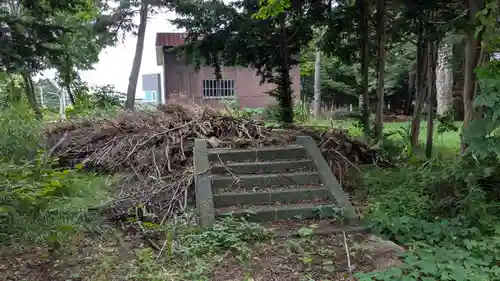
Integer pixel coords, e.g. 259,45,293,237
0,73,25,107
463,61,500,158
222,98,264,119
0,92,111,247
0,103,43,161
299,24,416,109
436,114,459,134
358,158,500,280
382,124,413,159
178,217,272,258
35,78,62,108
254,0,290,19
0,155,110,245
0,0,98,72
265,102,310,123
67,84,124,118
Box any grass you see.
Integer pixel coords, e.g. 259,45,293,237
309,117,461,157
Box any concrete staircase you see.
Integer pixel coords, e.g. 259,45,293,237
193,136,357,228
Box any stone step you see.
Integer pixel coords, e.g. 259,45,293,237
215,202,342,222
211,171,320,192
213,187,328,207
211,159,314,175
207,145,307,163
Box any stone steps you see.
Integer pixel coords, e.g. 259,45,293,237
211,171,321,192
215,202,342,222
213,187,328,207
208,145,306,163
193,136,358,228
209,143,337,222
211,159,314,175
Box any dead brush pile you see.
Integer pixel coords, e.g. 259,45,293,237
46,104,390,224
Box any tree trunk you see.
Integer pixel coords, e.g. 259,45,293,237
64,55,75,104
461,0,484,153
436,40,454,116
407,69,415,115
313,49,321,118
374,0,386,141
65,84,74,105
426,40,438,158
358,0,370,139
21,71,42,119
410,26,428,150
273,13,294,123
125,0,149,110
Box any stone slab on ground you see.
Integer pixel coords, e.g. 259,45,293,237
264,218,368,237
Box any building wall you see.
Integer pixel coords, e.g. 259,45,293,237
162,49,300,108
140,73,162,104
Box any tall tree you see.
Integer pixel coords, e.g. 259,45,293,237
125,0,149,110
374,0,386,141
0,0,97,117
461,0,485,153
358,0,370,139
436,38,454,116
426,35,438,158
410,18,428,150
171,0,323,123
404,0,461,150
50,4,113,105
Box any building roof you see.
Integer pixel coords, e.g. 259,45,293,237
155,32,186,47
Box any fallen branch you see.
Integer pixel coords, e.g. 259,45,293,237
343,231,353,280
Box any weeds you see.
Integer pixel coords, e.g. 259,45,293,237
265,102,311,123
0,103,43,161
357,157,500,280
91,217,273,281
0,155,111,246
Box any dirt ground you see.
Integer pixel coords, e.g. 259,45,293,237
211,231,403,281
0,225,403,281
0,230,139,281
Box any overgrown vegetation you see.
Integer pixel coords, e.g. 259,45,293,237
0,103,111,251
355,157,500,280
1,0,500,280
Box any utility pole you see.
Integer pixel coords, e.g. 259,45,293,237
313,49,321,118
59,90,66,120
39,86,44,107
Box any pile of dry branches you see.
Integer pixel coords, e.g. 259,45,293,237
46,104,389,223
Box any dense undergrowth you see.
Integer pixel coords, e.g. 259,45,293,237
0,104,111,248
356,157,500,280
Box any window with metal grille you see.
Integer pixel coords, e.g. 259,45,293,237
202,79,235,99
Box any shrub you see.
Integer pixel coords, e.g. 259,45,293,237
0,103,43,161
0,156,111,246
264,102,310,123
67,85,124,119
358,158,500,281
